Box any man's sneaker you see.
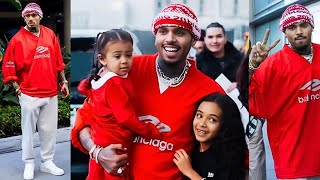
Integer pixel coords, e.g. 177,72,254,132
24,163,34,180
40,160,64,176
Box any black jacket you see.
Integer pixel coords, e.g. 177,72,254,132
196,41,242,82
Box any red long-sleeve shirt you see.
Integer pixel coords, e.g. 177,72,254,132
77,72,163,180
250,44,320,178
78,72,162,148
2,25,65,97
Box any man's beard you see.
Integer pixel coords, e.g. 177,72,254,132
292,44,311,55
27,26,39,33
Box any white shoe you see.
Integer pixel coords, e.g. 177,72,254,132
24,163,34,180
40,160,64,176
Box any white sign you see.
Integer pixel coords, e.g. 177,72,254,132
215,73,249,131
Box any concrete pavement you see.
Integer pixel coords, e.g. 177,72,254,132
0,127,71,180
0,125,277,180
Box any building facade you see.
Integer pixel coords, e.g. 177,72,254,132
71,0,249,41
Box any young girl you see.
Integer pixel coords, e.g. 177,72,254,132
173,93,247,180
77,29,164,180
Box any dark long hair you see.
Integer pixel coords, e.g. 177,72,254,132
236,49,250,109
85,29,133,89
195,93,247,179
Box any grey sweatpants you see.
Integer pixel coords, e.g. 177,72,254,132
19,93,58,163
248,118,266,180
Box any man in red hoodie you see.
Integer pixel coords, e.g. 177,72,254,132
249,4,320,180
2,3,69,180
71,3,225,180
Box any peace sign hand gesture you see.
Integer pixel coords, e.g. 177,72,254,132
249,29,280,71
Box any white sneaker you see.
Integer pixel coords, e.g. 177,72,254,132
24,163,34,180
40,160,64,176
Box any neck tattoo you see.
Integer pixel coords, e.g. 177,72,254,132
289,44,314,64
156,58,191,88
301,45,314,64
25,26,40,36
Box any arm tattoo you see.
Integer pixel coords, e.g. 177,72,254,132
59,70,67,82
79,128,95,152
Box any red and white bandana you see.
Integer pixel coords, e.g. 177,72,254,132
152,3,201,40
22,3,43,18
279,4,314,32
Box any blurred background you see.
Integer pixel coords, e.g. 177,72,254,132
0,0,70,54
70,0,249,108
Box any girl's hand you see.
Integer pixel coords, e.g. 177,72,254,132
173,149,203,179
173,149,193,176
